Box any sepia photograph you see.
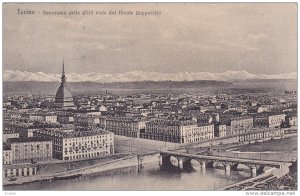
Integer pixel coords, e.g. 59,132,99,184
2,2,298,192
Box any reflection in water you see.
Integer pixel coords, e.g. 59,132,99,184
4,162,250,191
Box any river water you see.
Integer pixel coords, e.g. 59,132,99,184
4,161,250,191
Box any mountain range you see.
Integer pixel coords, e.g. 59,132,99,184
3,70,297,83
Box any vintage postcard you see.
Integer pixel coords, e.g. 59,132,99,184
2,2,297,192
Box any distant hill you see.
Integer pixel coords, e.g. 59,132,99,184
3,80,232,94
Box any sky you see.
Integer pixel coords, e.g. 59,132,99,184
3,3,297,75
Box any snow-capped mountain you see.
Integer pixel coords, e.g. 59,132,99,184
3,70,296,83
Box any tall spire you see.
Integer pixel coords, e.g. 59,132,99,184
62,57,65,74
61,58,66,83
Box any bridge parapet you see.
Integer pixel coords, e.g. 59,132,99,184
159,150,289,177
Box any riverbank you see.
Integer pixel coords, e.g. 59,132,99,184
215,134,297,190
4,160,248,191
219,168,278,190
219,161,296,191
212,135,297,162
231,134,297,152
186,133,297,156
3,151,161,186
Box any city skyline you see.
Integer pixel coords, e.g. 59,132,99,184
2,3,297,192
3,3,297,75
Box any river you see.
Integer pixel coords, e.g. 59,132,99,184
5,136,296,191
4,161,250,191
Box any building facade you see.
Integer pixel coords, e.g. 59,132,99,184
34,128,114,161
105,117,146,138
74,114,100,127
214,124,227,137
8,138,53,164
3,165,38,178
3,129,19,142
254,113,269,127
182,124,214,143
142,120,186,143
141,120,214,144
268,114,286,128
288,116,297,126
57,112,74,124
237,128,284,143
3,149,12,165
29,113,58,123
230,116,253,135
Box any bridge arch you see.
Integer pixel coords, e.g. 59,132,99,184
212,161,226,169
234,163,250,171
170,156,179,167
190,159,201,170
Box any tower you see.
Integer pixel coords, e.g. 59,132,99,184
54,59,76,110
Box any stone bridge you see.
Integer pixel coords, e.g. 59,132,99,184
159,151,290,177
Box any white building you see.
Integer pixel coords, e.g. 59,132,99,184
34,128,114,161
268,114,286,128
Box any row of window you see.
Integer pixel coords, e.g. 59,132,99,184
64,151,110,160
64,135,111,142
12,143,50,149
238,131,284,140
13,151,52,160
4,167,37,178
184,136,213,143
64,139,111,147
64,146,110,155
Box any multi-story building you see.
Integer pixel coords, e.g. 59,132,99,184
268,114,286,128
57,112,74,124
7,138,53,164
10,122,63,138
183,124,214,143
288,116,297,126
3,129,19,142
142,120,214,144
254,113,269,127
34,128,114,161
74,114,100,127
3,145,12,165
254,113,286,128
28,112,58,123
142,120,191,143
214,123,227,137
193,113,213,125
237,128,284,143
3,165,38,178
230,116,253,135
99,116,107,129
105,117,146,138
